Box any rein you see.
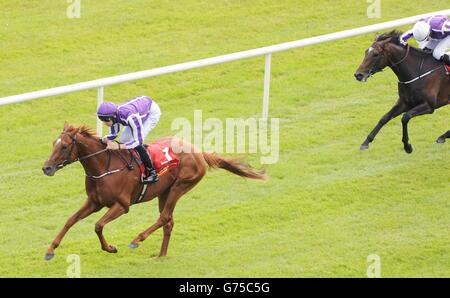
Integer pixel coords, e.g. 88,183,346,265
388,44,410,68
57,132,134,179
385,44,443,85
398,65,444,85
85,150,135,180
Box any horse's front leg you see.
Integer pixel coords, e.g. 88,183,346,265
360,100,407,150
436,130,450,144
401,103,434,154
95,203,128,253
45,200,101,261
129,180,199,257
128,186,185,256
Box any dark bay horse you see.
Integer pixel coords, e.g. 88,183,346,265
354,31,450,153
42,124,266,260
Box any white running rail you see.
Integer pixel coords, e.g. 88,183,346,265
1,9,449,135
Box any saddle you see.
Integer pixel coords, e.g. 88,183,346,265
131,141,179,180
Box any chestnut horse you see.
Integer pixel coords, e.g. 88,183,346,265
42,124,266,260
354,31,450,153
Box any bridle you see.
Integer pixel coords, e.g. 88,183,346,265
387,44,410,68
372,42,443,85
368,43,410,76
56,132,108,169
55,132,134,179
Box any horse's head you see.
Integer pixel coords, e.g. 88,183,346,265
354,31,405,82
42,123,84,176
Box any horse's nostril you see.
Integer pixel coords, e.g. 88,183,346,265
42,166,52,175
354,73,364,81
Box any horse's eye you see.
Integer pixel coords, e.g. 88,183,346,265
61,145,68,151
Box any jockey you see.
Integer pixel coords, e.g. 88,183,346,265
97,96,161,184
400,15,450,66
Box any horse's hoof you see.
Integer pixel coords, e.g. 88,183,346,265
404,144,413,154
128,243,139,249
44,253,55,261
106,245,118,253
360,144,369,151
436,137,446,144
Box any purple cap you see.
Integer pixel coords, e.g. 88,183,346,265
97,102,117,117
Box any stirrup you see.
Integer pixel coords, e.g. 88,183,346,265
141,172,159,184
445,64,450,75
443,55,450,75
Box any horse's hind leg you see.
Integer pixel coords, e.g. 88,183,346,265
45,200,100,261
436,130,450,144
95,203,128,253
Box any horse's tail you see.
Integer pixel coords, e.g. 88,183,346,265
202,152,267,180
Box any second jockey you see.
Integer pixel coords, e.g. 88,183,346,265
400,15,450,66
97,95,161,184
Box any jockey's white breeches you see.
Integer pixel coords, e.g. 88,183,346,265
419,35,450,60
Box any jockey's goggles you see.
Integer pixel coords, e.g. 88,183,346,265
98,115,114,122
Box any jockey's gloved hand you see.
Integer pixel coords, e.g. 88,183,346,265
399,37,407,46
101,137,109,144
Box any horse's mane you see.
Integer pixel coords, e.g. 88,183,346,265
376,30,404,46
65,124,100,140
376,30,432,55
79,125,99,139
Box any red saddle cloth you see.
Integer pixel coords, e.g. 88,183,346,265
132,140,179,177
445,64,450,74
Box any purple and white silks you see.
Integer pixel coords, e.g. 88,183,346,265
106,96,153,149
401,15,450,42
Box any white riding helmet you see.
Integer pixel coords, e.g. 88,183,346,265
412,21,431,42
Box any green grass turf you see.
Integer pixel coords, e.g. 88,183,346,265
0,0,448,277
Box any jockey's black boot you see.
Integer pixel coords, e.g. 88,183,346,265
135,145,159,184
442,54,450,66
